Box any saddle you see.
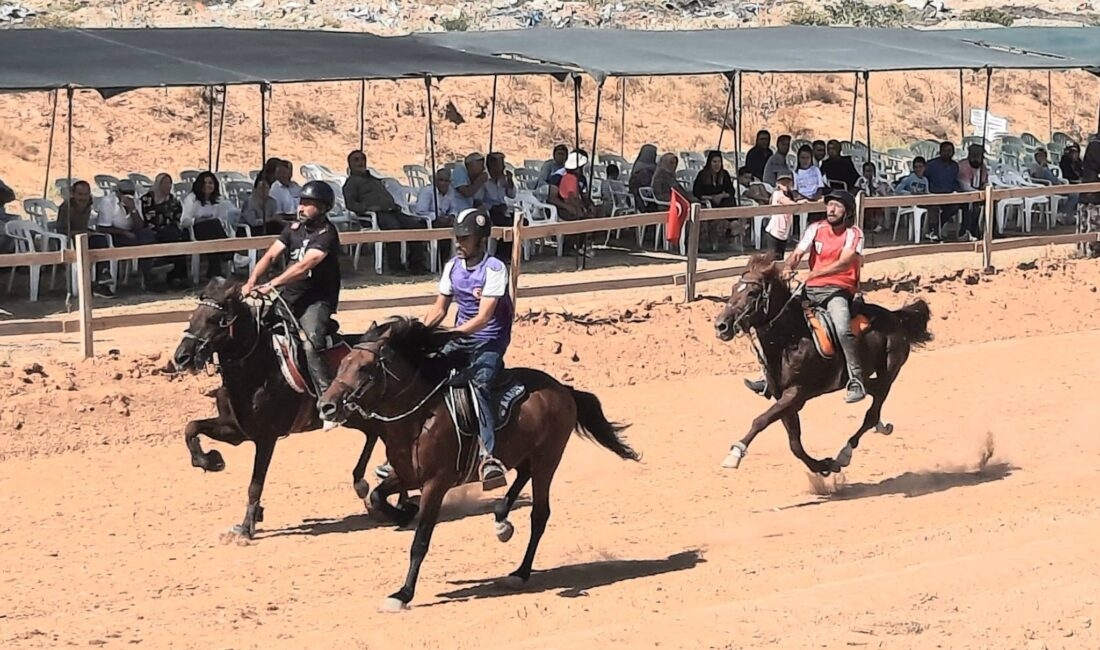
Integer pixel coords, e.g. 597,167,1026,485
270,316,354,397
802,298,871,360
444,367,528,438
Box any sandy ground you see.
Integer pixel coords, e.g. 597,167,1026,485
2,251,1100,648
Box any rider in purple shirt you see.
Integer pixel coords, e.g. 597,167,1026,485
424,208,514,490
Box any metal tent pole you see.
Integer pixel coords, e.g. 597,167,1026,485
1047,70,1053,142
735,71,742,168
425,77,438,224
981,69,993,149
619,77,626,157
959,70,966,143
42,89,58,199
207,86,215,169
587,82,604,201
358,80,366,152
65,87,74,234
716,73,735,151
849,72,859,143
260,83,268,164
572,75,581,152
488,75,498,153
863,71,872,155
215,85,227,172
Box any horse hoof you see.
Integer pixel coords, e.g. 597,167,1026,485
498,575,527,590
379,597,409,613
393,504,419,528
875,421,894,436
495,519,515,543
219,525,252,545
353,479,371,500
194,450,225,473
836,444,854,468
721,443,747,469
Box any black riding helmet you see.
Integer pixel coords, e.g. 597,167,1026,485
824,188,857,219
298,180,336,212
453,208,492,239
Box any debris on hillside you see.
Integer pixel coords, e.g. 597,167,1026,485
0,2,35,24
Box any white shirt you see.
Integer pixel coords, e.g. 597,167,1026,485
181,193,230,227
270,181,298,214
95,194,136,231
766,190,794,241
414,185,459,222
438,257,509,297
794,166,825,198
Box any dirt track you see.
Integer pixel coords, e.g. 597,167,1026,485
2,255,1100,649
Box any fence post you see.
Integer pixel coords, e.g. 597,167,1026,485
684,202,701,303
509,212,524,314
74,233,94,358
982,185,994,272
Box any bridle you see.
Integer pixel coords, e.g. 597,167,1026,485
332,344,448,423
728,275,803,332
180,299,262,369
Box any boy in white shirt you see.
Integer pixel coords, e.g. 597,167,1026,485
765,172,806,260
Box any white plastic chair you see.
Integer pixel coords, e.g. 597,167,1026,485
636,187,671,250
515,190,562,259
22,198,59,230
403,165,430,189
5,220,69,301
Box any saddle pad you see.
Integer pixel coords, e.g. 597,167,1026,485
446,373,528,437
273,334,351,396
804,308,870,359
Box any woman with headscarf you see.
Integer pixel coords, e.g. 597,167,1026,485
139,172,188,287
628,144,659,212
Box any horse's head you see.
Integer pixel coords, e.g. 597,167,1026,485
318,317,455,423
173,277,249,371
714,253,789,341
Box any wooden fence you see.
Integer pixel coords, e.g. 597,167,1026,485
1,182,1098,357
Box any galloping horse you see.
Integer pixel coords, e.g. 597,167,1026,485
713,253,932,475
172,278,398,539
318,317,640,611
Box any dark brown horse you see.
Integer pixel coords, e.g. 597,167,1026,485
171,279,400,540
317,317,640,612
713,253,932,475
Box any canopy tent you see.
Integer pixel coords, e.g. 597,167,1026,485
936,27,1100,76
414,26,1090,83
0,27,570,94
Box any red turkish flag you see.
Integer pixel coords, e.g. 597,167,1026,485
666,188,691,244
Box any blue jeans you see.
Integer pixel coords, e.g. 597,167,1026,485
442,337,504,456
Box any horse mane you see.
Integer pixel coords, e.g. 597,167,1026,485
745,252,781,282
362,316,460,381
200,277,244,304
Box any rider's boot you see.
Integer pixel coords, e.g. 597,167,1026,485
744,376,771,398
306,348,339,430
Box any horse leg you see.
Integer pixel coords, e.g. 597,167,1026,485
224,437,275,541
502,446,564,588
836,375,895,469
722,388,803,469
380,475,449,612
781,412,834,476
493,462,532,544
352,433,378,505
185,417,246,472
369,475,419,528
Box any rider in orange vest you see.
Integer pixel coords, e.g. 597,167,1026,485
746,189,866,403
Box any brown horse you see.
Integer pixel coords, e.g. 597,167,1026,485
713,253,932,475
317,317,640,611
171,279,402,540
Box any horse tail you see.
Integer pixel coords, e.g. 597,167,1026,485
569,388,640,461
894,299,933,346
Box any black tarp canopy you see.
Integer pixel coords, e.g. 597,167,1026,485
0,27,571,93
417,26,1094,82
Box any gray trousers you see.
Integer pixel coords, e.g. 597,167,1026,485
805,286,863,383
297,301,334,394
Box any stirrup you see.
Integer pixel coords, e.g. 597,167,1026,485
844,379,867,403
744,377,770,398
479,458,507,490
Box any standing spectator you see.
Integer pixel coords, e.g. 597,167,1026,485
922,141,961,242
762,135,793,186
766,172,803,260
57,180,114,297
139,173,188,288
182,171,231,279
793,145,826,200
956,144,988,241
745,130,773,181
343,149,428,274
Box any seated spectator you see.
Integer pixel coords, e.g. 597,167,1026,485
1029,149,1078,223
479,152,516,225
736,166,770,204
762,135,793,186
956,145,988,241
693,150,736,208
57,180,114,297
139,173,188,288
452,152,490,213
0,177,15,254
628,144,659,210
820,139,860,190
812,140,827,166
342,149,427,274
414,168,459,228
651,152,695,204
182,171,231,279
96,180,161,290
270,159,300,218
894,157,929,194
534,144,568,190
599,163,625,216
1060,144,1082,182
548,150,594,221
856,161,891,233
793,145,826,200
1081,141,1100,257
239,175,282,235
922,141,961,242
745,130,772,181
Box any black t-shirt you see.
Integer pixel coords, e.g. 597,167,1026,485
277,218,341,311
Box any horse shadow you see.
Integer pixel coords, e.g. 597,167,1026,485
781,461,1016,510
259,495,533,539
431,549,705,603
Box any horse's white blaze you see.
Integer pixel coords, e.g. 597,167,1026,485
495,519,515,543
837,444,854,468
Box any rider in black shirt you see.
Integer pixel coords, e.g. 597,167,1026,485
243,180,342,399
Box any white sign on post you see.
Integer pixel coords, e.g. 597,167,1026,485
969,108,1009,139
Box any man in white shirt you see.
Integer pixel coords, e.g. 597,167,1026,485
414,168,459,227
97,180,162,290
270,160,301,217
